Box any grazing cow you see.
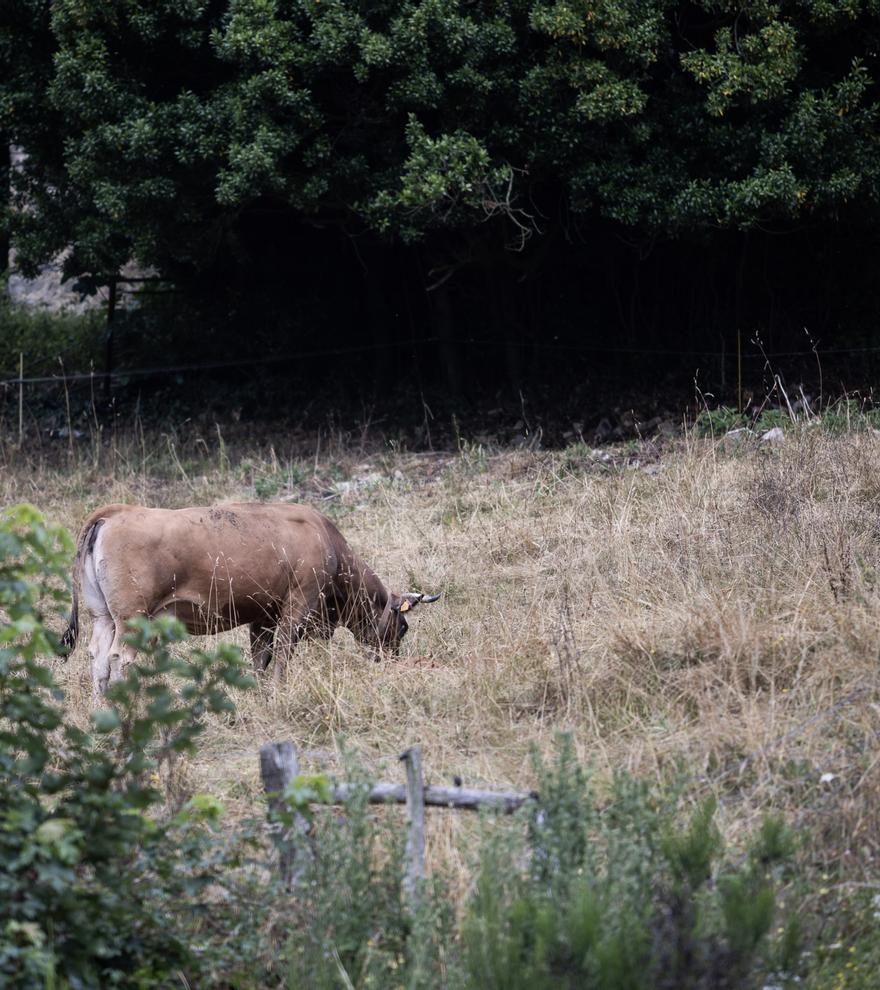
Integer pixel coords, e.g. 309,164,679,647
62,502,439,695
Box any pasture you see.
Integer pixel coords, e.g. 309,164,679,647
6,422,880,911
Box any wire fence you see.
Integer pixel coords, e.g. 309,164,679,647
0,339,441,389
4,336,880,391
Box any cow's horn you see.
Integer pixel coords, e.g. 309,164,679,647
399,592,440,609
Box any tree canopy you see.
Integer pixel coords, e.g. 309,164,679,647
4,0,880,389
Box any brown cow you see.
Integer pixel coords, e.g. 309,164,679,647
62,502,439,695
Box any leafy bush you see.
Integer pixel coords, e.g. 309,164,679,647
802,888,880,990
462,739,798,990
255,472,284,500
819,398,880,435
754,408,791,433
694,407,748,438
0,503,262,988
7,0,880,277
279,761,455,989
0,288,103,379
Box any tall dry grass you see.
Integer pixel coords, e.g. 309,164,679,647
5,423,880,901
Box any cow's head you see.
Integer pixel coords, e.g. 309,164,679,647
372,591,440,658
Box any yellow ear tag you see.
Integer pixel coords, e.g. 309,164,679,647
399,600,411,613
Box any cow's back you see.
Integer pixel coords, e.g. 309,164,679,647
88,502,340,627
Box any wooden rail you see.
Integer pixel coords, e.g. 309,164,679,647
329,780,535,812
258,741,537,898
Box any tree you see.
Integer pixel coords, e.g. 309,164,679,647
3,1,880,389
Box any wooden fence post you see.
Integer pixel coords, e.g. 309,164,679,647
104,276,117,401
400,745,426,906
259,741,302,886
257,739,536,895
18,352,23,447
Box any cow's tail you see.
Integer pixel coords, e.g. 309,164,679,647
61,586,80,654
61,504,128,655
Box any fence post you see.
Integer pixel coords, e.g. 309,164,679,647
104,276,117,401
400,745,426,906
259,741,303,887
18,352,23,447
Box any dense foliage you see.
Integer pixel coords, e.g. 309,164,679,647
5,0,880,273
0,279,102,376
462,743,800,990
4,1,880,391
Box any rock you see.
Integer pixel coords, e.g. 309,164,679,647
353,472,383,487
333,472,383,497
8,147,154,312
760,426,784,443
9,252,104,314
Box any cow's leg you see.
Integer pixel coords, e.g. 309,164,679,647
250,619,277,673
107,618,138,688
88,614,115,699
272,591,316,682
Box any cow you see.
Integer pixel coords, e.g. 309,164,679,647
61,502,439,695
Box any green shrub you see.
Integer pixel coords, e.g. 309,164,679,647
255,472,284,499
754,408,791,433
819,398,880,434
694,407,747,438
277,757,456,990
462,739,797,990
696,397,880,440
0,503,263,988
0,289,103,378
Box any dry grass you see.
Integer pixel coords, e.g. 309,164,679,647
5,424,880,901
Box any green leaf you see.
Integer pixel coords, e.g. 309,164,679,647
91,708,121,733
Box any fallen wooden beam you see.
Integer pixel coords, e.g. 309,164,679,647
329,781,537,813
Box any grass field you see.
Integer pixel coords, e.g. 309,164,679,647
4,422,880,915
